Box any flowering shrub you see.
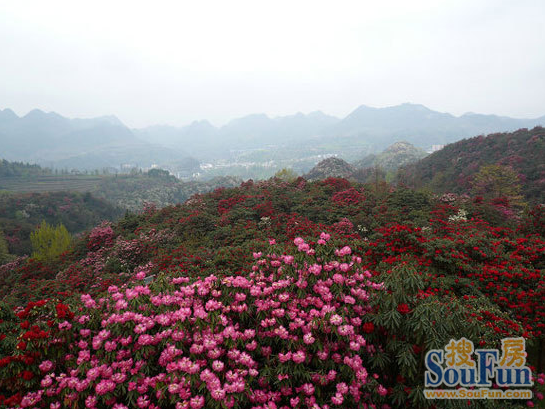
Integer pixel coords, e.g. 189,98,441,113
6,237,390,408
331,188,363,206
2,236,544,408
87,222,115,251
1,178,545,408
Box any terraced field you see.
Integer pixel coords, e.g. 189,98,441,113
0,175,105,192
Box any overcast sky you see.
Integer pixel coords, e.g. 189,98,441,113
1,0,544,128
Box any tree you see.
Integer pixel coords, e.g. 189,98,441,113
0,228,10,265
471,164,524,207
273,168,297,182
30,221,72,262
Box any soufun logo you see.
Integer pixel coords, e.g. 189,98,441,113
424,337,532,399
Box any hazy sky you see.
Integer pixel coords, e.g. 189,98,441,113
1,0,544,128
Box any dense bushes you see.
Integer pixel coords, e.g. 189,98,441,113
0,191,123,256
0,178,544,407
402,126,545,203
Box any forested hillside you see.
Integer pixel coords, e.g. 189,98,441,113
401,127,545,203
0,160,50,177
0,191,123,256
353,141,427,172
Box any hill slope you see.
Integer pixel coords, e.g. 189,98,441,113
0,190,123,256
353,141,427,171
0,178,544,408
401,126,545,202
136,103,545,165
303,157,355,181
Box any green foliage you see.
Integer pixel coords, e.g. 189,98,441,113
386,188,431,225
353,141,427,172
0,191,123,256
93,173,241,211
147,168,175,180
274,167,298,182
367,260,526,408
30,221,72,262
472,164,524,206
0,229,10,265
0,159,50,177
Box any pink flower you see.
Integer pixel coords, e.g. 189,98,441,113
308,264,322,275
331,394,344,405
320,232,331,241
85,395,97,409
190,396,205,409
39,360,54,372
377,384,388,396
278,351,292,363
302,383,315,396
330,314,343,325
41,375,53,388
292,350,306,364
210,388,226,400
137,395,150,408
95,379,116,395
212,360,225,372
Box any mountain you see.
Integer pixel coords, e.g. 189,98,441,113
303,157,355,181
401,126,545,202
134,104,545,167
353,141,428,171
327,103,545,150
3,105,544,177
0,109,199,171
136,111,340,160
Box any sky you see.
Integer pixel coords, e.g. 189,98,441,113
1,0,544,128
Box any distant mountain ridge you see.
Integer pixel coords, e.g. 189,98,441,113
135,103,545,162
134,111,340,159
0,108,199,172
2,104,544,174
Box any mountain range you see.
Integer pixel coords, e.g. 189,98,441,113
1,104,544,174
0,108,197,172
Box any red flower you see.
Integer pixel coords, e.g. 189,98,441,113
16,341,27,351
362,322,375,333
397,303,411,314
55,303,74,320
22,370,34,381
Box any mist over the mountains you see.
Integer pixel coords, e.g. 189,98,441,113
1,103,544,178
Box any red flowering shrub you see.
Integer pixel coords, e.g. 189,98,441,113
1,178,545,408
332,188,363,206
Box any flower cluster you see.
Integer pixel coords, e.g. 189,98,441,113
10,236,391,409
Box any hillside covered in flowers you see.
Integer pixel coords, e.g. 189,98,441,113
0,177,544,408
401,127,545,203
